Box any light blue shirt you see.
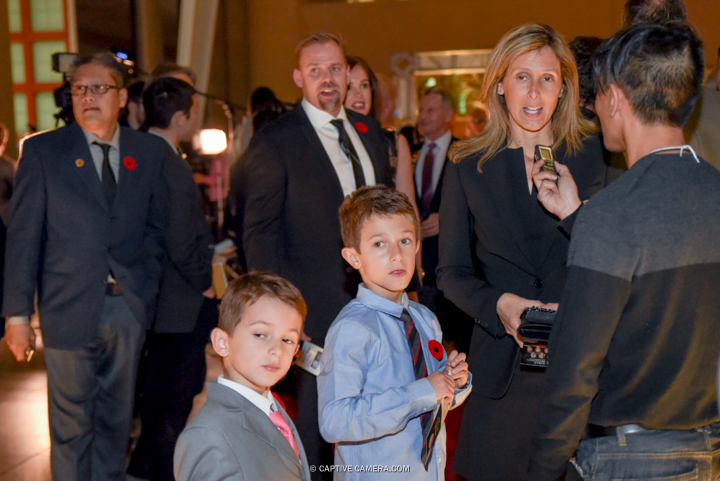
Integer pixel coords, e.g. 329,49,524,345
317,285,472,481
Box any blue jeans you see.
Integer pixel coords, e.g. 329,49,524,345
573,424,720,480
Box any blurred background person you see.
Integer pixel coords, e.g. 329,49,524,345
413,87,474,353
227,86,289,272
437,24,610,480
466,104,489,137
345,57,418,230
569,36,605,120
120,80,146,130
0,122,15,225
127,76,216,481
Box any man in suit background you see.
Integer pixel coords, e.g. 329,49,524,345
414,87,472,352
126,77,217,481
240,32,392,480
2,53,169,480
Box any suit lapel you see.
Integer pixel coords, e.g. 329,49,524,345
485,149,536,274
117,127,141,211
347,110,388,185
242,404,302,467
67,123,110,213
209,382,302,469
295,106,345,200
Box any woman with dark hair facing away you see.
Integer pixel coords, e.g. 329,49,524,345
344,56,418,217
436,24,610,480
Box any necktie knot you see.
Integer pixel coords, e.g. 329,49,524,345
330,118,344,131
428,142,436,152
94,141,111,156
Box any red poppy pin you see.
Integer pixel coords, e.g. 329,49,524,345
355,121,369,133
123,156,137,171
428,340,444,360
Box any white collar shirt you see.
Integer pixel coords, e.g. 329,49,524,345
414,129,452,196
217,374,278,416
302,98,376,196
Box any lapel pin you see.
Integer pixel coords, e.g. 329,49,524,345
354,121,369,133
123,156,137,171
75,159,84,167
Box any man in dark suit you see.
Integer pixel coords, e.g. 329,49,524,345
413,87,471,351
2,53,169,481
126,77,216,481
241,32,392,480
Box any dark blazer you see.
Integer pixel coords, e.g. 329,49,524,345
241,105,392,342
154,146,214,333
414,136,456,286
174,381,311,481
437,135,608,399
2,122,168,349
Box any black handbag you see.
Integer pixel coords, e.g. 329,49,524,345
518,307,556,368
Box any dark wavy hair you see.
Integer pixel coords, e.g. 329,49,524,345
346,56,381,120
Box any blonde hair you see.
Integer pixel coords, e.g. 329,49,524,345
450,24,594,170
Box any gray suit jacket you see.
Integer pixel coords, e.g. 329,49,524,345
174,381,311,481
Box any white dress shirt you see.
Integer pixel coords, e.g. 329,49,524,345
414,129,453,198
217,374,278,416
302,98,376,197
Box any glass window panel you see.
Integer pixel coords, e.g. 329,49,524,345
11,43,25,84
36,92,58,131
31,0,65,31
33,41,66,83
14,93,29,135
8,0,22,33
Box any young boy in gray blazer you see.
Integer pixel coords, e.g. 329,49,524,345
174,272,311,481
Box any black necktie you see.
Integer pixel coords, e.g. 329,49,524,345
330,119,366,189
398,308,437,469
94,142,116,207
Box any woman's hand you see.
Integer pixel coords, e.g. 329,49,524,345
496,293,544,347
532,160,582,220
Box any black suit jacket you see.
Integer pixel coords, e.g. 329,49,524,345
241,105,392,342
437,135,608,398
2,122,168,349
414,136,456,286
154,144,214,333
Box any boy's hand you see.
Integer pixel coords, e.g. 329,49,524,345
445,350,469,388
427,371,455,403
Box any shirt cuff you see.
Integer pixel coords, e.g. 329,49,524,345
6,316,30,325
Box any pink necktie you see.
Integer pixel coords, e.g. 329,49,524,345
269,410,300,458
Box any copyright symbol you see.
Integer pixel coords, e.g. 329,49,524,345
310,465,316,472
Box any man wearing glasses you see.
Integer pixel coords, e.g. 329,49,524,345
3,52,171,481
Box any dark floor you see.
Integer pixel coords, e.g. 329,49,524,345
0,330,466,481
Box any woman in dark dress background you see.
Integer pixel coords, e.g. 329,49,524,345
437,24,609,480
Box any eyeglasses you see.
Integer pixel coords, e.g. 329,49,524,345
70,84,120,96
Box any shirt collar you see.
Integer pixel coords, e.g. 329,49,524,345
355,283,409,319
148,130,179,154
423,129,452,152
217,374,275,415
81,123,121,150
302,97,349,131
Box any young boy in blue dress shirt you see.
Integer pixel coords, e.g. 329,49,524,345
317,185,472,480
